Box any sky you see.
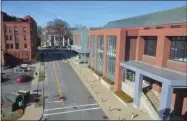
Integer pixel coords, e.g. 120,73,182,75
2,1,186,27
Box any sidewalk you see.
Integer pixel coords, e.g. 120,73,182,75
19,62,44,120
68,58,153,120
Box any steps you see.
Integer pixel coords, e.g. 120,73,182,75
143,87,160,113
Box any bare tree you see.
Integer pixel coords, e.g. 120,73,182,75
37,26,45,46
46,19,71,46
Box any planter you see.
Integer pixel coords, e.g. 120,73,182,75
101,79,113,90
93,73,100,80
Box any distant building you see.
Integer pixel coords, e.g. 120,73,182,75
1,12,38,66
71,27,90,63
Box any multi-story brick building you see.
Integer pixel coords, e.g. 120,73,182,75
1,12,38,66
88,6,187,120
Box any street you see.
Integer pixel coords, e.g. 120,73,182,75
42,50,107,120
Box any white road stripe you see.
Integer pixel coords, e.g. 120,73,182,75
44,103,98,111
46,100,61,104
43,107,101,116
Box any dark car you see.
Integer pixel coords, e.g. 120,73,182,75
16,75,32,83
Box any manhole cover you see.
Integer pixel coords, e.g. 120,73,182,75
103,116,108,119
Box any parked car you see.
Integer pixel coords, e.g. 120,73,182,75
13,67,27,73
20,64,31,71
16,75,32,83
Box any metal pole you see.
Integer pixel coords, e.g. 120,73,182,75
84,44,86,68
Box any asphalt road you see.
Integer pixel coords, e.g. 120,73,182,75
43,50,107,120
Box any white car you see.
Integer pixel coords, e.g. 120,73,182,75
21,64,31,71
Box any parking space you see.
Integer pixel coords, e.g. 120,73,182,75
1,65,36,104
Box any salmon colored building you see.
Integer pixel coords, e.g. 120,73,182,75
1,12,38,66
88,6,187,120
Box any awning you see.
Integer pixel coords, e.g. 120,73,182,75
120,61,187,87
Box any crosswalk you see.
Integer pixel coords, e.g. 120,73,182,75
43,102,101,117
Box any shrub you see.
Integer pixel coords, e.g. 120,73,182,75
88,65,94,70
35,95,43,107
103,77,114,85
94,70,103,77
114,91,133,103
38,70,45,82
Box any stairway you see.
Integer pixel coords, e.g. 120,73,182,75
143,87,160,113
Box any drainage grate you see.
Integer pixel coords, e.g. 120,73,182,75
102,116,108,119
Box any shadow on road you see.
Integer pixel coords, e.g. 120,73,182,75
39,48,78,63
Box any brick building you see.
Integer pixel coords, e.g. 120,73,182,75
88,6,187,120
1,12,38,66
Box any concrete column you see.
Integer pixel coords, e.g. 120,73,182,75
94,36,98,70
103,35,107,77
114,30,126,91
159,82,173,120
63,36,65,46
136,36,144,61
156,35,171,67
68,38,70,45
133,72,143,107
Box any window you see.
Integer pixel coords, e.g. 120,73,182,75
124,69,135,82
97,35,104,50
15,34,19,42
171,25,181,28
14,26,18,32
6,44,9,49
156,26,164,29
5,27,9,33
106,56,116,77
169,36,187,63
9,27,12,32
10,44,13,49
15,43,19,49
23,27,27,32
144,36,157,56
24,35,26,41
24,44,27,48
5,35,9,40
107,36,117,54
9,35,12,40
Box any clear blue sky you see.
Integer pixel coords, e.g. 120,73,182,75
2,1,186,27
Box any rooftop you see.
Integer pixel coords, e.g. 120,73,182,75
103,6,187,29
1,11,35,23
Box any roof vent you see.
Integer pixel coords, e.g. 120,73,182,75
144,27,150,30
156,26,164,29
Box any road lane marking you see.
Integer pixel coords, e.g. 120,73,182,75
46,100,61,104
44,103,98,111
43,107,101,116
52,62,64,105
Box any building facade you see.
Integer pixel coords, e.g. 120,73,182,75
71,27,90,62
88,6,187,120
1,12,38,66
